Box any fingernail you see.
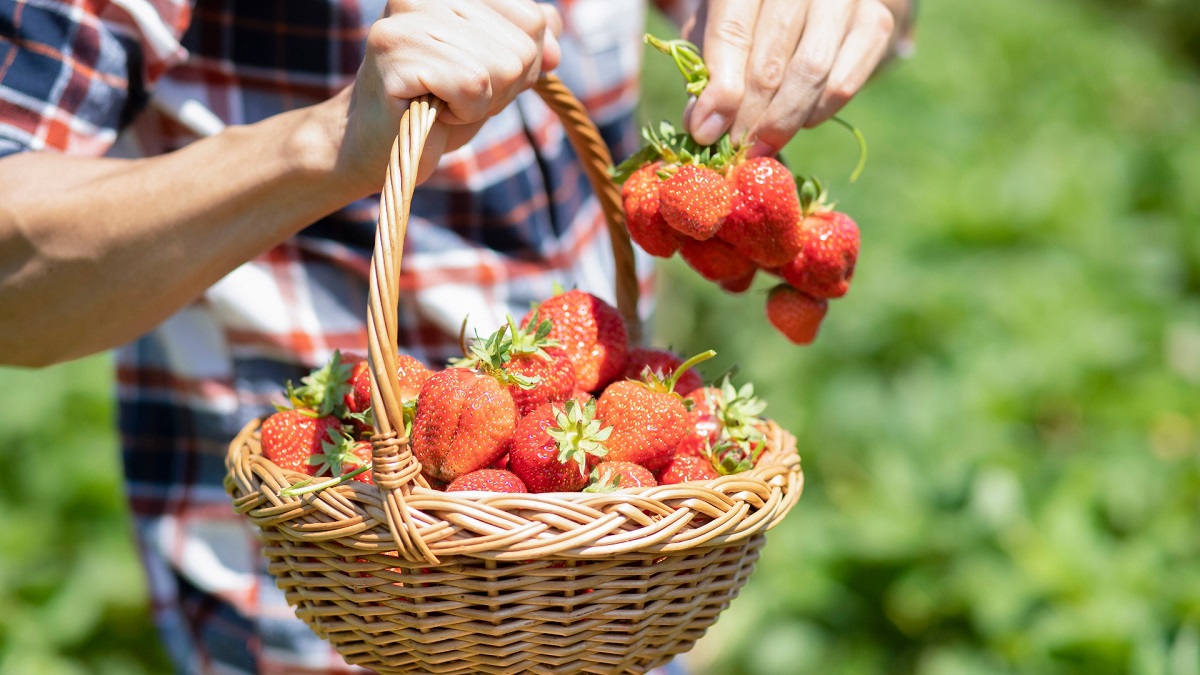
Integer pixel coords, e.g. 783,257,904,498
691,112,729,145
748,140,777,158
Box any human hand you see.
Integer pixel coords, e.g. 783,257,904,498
682,0,905,156
334,0,562,191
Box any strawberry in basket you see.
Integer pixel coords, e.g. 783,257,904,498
412,325,533,484
261,352,374,488
522,289,628,393
594,350,715,473
508,398,611,493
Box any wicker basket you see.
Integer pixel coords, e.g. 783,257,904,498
224,75,804,675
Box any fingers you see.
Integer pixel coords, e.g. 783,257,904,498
686,0,899,155
368,0,556,126
748,0,858,154
687,0,762,146
802,1,895,127
729,0,810,145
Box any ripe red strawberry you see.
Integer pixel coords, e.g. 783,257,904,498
773,178,860,299
658,163,732,240
509,399,611,493
621,347,704,395
260,409,344,476
658,454,719,484
765,284,828,345
678,237,757,284
502,315,576,416
447,469,529,493
410,363,519,484
717,157,803,268
523,290,628,393
346,353,433,410
718,268,756,294
776,213,860,299
583,461,658,492
595,350,714,473
674,386,723,460
622,162,685,258
342,353,432,436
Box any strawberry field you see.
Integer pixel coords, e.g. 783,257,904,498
2,0,1200,673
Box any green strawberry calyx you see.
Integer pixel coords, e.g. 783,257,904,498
507,312,560,362
279,426,372,498
637,349,717,396
307,426,368,478
450,324,541,390
545,399,612,477
280,350,352,417
582,466,623,493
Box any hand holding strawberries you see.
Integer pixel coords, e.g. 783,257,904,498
615,36,865,346
680,0,910,153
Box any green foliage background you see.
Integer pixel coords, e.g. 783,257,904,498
2,0,1199,673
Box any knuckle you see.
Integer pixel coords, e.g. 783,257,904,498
868,1,898,35
793,48,835,87
711,20,754,53
748,55,787,93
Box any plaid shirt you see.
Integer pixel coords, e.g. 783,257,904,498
1,1,693,672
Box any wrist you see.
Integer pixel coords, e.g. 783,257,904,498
284,88,375,200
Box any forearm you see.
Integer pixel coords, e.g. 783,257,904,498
0,90,361,367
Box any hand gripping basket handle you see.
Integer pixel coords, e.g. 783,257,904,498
366,75,640,564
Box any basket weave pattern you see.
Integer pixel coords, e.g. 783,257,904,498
225,76,804,674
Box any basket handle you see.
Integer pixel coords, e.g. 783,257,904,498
366,75,640,562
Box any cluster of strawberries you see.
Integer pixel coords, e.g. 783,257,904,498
259,289,772,495
615,35,862,345
617,129,859,345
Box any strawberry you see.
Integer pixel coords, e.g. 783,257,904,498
310,427,374,485
501,315,576,416
410,339,521,483
621,347,704,396
678,237,757,284
509,399,611,493
595,350,715,473
658,163,732,240
260,409,345,476
447,469,529,493
718,268,756,294
765,284,828,345
674,386,724,460
716,157,803,268
583,461,658,492
343,353,433,436
523,289,628,393
773,178,860,299
622,162,685,258
658,454,719,484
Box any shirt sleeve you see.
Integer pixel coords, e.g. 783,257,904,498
0,0,191,160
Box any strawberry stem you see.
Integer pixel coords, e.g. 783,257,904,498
645,35,709,96
279,464,371,498
830,116,869,183
667,350,716,392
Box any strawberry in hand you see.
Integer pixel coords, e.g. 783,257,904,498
772,177,861,299
765,284,829,345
